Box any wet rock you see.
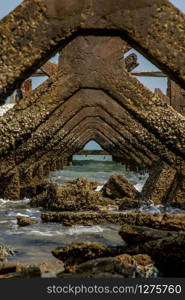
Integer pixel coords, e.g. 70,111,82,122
119,198,145,210
33,177,121,211
96,204,119,212
21,180,53,200
0,244,15,262
101,174,140,199
52,242,112,272
48,177,98,200
30,190,48,208
0,263,41,278
119,224,176,244
16,264,41,278
41,211,185,230
17,216,38,227
0,170,20,200
119,224,185,277
39,260,64,278
59,255,137,278
143,232,185,276
56,245,156,278
54,177,98,186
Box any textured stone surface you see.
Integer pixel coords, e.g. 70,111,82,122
41,211,185,230
167,79,185,116
30,177,123,211
40,62,58,77
0,263,41,278
125,53,139,72
1,0,185,103
141,161,177,205
119,224,185,277
58,254,154,278
0,244,15,262
17,216,38,227
102,174,139,199
141,160,185,208
119,224,176,244
0,35,185,199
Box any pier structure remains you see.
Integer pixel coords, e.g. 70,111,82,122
0,0,185,207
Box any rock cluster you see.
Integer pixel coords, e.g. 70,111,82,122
30,176,130,211
17,216,38,227
52,242,156,278
50,217,185,277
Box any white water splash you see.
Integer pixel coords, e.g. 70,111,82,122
66,225,104,235
96,185,104,191
0,103,15,116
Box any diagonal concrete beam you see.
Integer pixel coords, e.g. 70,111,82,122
1,36,185,176
40,61,58,77
125,53,139,72
1,0,185,104
19,109,153,174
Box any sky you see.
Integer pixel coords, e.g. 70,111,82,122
0,0,184,150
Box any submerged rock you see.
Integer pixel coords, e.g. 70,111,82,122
17,216,38,227
101,174,140,199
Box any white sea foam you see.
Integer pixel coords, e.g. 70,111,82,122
6,231,25,235
7,212,29,217
26,230,57,237
5,225,105,238
0,104,15,116
130,203,185,214
134,183,143,192
96,185,104,192
66,225,104,235
0,198,30,207
0,220,8,224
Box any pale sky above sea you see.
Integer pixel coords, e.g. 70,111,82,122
0,0,184,149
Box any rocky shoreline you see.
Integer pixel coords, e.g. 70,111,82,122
0,174,185,278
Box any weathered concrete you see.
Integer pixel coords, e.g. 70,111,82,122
41,211,185,230
40,62,58,77
125,53,139,72
167,79,185,116
1,35,185,199
141,161,177,205
102,174,139,199
140,160,185,208
119,224,185,277
1,0,185,103
1,37,185,170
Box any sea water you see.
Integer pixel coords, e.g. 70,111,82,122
0,160,184,265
